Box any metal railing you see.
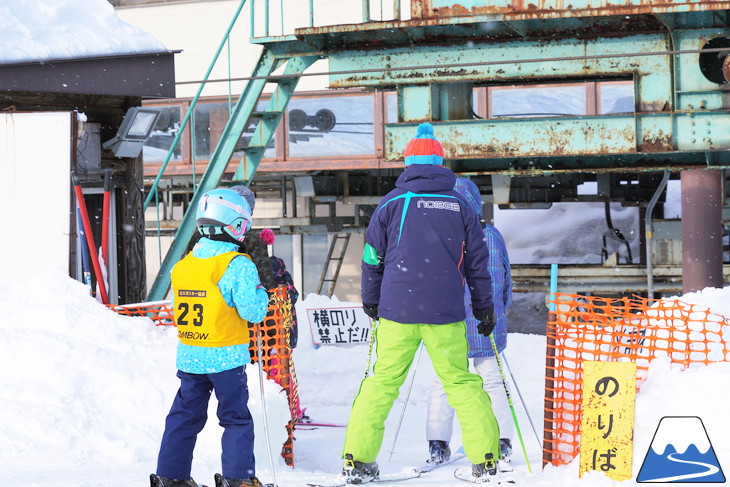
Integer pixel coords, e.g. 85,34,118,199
249,0,406,38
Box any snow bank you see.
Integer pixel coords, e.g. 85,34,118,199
2,276,729,486
0,271,289,484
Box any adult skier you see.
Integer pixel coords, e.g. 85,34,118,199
341,123,501,483
426,177,514,471
151,188,270,487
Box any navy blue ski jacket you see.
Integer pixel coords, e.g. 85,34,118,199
361,164,494,324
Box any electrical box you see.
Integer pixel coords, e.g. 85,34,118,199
652,220,682,266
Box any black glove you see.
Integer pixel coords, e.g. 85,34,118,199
363,304,379,321
473,308,496,337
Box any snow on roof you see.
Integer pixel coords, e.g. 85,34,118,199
0,0,168,65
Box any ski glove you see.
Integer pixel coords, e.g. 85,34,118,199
473,307,496,337
363,304,378,321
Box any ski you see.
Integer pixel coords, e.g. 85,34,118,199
453,466,517,485
214,473,274,487
150,475,209,487
306,467,420,487
298,420,347,428
419,452,468,473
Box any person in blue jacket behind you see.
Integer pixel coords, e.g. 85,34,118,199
341,123,502,484
425,177,514,471
151,188,270,487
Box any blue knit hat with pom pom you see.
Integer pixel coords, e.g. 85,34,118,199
404,122,445,166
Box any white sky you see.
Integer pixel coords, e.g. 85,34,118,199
0,0,166,64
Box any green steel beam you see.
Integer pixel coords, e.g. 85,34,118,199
385,111,730,166
454,151,730,175
425,0,729,17
328,33,672,99
148,50,286,301
144,0,248,211
233,55,320,182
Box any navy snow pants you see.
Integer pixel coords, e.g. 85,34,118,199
156,366,255,480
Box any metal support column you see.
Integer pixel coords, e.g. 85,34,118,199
681,169,724,293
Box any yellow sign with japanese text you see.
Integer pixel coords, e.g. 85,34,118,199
579,361,637,480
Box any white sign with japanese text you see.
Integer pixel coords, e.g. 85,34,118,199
306,306,372,345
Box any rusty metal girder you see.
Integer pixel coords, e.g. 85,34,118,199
385,112,730,162
328,34,672,104
412,0,730,21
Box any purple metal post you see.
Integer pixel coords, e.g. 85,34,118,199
681,169,724,293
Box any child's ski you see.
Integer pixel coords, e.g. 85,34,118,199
297,418,347,428
215,473,273,487
151,475,209,487
419,452,468,473
298,421,347,428
453,465,517,485
306,467,420,487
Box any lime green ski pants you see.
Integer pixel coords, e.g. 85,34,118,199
342,318,500,464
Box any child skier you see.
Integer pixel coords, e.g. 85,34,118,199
151,188,270,487
230,185,277,292
260,229,300,349
341,123,502,484
426,177,515,471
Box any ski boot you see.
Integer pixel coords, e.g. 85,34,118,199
213,473,264,487
427,440,451,465
499,439,512,462
150,474,205,487
342,453,379,484
471,452,498,483
472,452,516,484
498,438,514,473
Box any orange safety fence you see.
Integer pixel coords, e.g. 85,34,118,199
543,292,730,467
108,300,175,325
107,285,299,467
249,286,299,467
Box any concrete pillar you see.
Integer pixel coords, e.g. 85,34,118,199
681,169,724,293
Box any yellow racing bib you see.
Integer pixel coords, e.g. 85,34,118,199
171,251,251,347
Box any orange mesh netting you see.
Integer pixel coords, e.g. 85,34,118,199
249,286,299,467
108,301,175,325
543,293,730,467
107,285,300,466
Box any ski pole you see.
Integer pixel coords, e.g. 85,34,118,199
71,172,109,304
502,352,543,451
76,208,92,290
490,336,532,473
255,320,278,487
387,342,424,462
363,318,378,379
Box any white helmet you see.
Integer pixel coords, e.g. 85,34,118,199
195,188,252,242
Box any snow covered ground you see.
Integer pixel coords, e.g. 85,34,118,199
1,272,729,487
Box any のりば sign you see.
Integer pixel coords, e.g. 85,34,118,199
306,306,372,345
579,361,637,481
